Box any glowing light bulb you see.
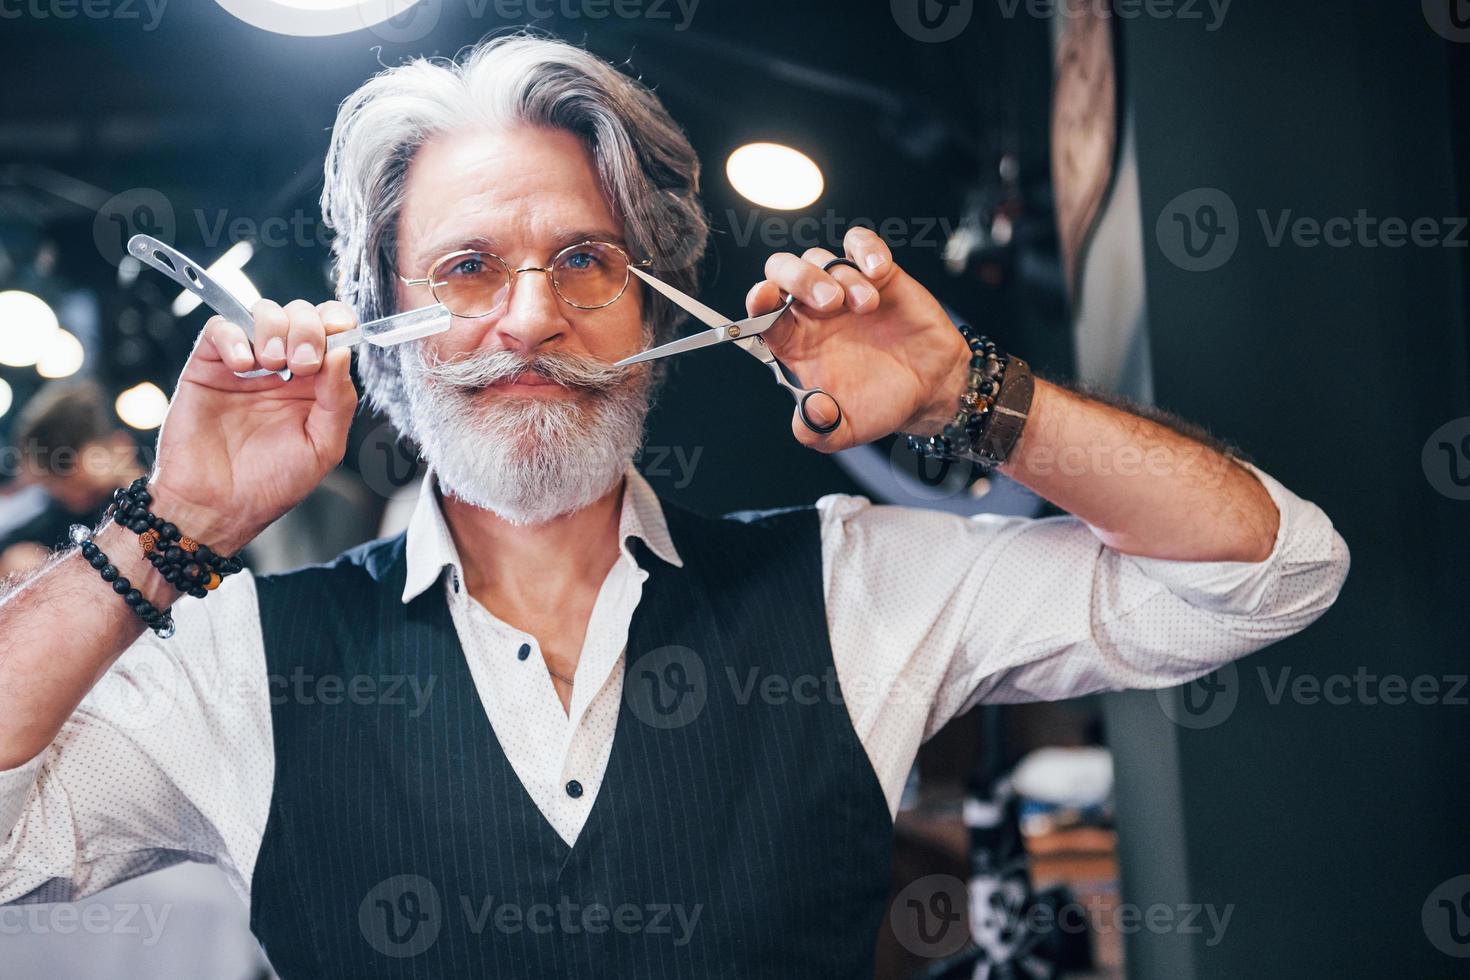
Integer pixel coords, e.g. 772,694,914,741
726,143,824,211
115,382,169,430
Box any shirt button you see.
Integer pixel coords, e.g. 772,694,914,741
565,780,584,799
517,643,531,661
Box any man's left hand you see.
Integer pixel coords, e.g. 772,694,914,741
746,226,970,451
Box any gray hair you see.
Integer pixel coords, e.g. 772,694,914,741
321,32,709,436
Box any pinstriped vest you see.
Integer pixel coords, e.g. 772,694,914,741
247,502,893,979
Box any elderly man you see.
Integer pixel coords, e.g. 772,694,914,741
0,33,1346,979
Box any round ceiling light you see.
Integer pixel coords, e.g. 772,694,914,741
726,142,825,211
211,0,430,38
0,291,60,368
115,382,170,431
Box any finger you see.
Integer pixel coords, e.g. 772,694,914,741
316,300,358,337
251,299,291,371
763,252,845,316
200,315,257,372
843,226,895,283
801,247,878,313
744,280,784,317
305,344,358,466
283,299,326,376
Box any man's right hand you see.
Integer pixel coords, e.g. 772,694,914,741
147,299,360,555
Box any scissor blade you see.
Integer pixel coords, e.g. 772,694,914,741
614,326,728,366
629,266,730,330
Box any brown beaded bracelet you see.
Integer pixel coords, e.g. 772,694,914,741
107,477,243,599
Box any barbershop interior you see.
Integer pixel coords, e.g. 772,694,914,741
0,2,1467,978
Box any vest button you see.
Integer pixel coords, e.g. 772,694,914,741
565,780,584,799
517,643,531,661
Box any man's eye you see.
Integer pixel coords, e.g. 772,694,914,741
450,257,484,276
563,250,599,271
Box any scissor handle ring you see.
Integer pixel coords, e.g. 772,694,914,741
798,390,842,435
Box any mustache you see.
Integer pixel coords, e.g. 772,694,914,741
415,347,636,392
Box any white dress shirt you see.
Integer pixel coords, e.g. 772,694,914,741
0,463,1348,909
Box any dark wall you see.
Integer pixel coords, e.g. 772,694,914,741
1111,3,1470,977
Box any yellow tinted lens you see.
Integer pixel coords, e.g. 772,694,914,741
430,252,509,317
552,242,630,308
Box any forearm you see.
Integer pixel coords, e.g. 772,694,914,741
0,520,176,770
999,380,1279,562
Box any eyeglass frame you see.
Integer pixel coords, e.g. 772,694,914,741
399,239,654,318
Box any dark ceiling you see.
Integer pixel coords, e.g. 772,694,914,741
0,0,1060,513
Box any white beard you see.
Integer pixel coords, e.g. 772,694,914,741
400,344,651,526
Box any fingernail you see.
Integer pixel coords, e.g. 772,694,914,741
294,342,319,365
850,284,877,308
813,283,841,307
263,337,285,360
232,342,252,363
864,253,883,273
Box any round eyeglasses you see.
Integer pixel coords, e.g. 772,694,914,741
400,240,651,318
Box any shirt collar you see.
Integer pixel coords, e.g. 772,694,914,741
401,463,683,604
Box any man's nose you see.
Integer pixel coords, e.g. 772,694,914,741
491,268,569,352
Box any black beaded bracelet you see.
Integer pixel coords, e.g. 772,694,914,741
107,477,244,598
906,323,1034,469
69,524,176,639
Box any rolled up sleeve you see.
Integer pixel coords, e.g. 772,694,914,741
820,462,1350,745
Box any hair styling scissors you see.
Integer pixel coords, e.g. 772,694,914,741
614,258,859,435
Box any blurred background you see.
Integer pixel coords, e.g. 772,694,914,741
0,1,1467,977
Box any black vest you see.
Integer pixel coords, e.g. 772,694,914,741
248,502,893,978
